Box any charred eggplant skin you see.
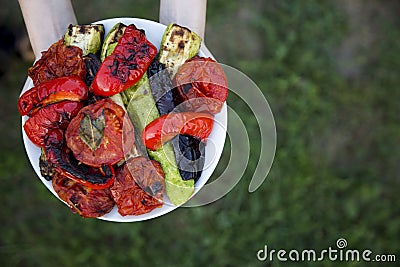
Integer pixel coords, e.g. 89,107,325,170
83,53,102,87
147,60,177,114
172,135,205,182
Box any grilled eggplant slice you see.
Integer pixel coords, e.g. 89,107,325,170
83,53,101,87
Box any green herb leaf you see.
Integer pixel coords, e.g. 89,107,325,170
79,110,105,151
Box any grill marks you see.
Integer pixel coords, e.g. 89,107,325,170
110,59,119,76
106,43,149,82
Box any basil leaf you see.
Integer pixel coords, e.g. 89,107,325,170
79,110,105,151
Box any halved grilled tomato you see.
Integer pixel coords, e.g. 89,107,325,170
65,98,134,167
110,157,164,216
174,56,228,114
28,39,86,86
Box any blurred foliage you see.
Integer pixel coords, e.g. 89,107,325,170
1,0,399,266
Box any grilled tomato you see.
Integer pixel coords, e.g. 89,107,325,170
110,157,164,216
65,98,134,167
174,56,228,114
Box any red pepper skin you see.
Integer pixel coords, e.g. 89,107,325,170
18,76,88,116
142,112,214,151
18,88,38,116
92,25,158,96
52,173,115,218
24,101,83,147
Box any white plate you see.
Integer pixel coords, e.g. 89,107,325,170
21,17,227,222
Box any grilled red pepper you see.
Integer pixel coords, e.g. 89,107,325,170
57,163,115,190
24,101,83,147
52,173,115,218
18,76,88,116
142,112,214,151
92,24,157,96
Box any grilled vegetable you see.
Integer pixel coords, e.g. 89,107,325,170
111,157,164,216
65,98,135,167
100,23,127,61
52,172,114,218
44,128,115,189
24,101,83,147
92,24,157,97
142,112,214,151
147,60,177,114
64,24,105,56
158,23,201,75
82,53,102,87
18,76,88,116
63,23,104,87
122,75,194,206
28,39,86,86
149,25,206,182
39,149,56,181
174,56,228,114
150,145,194,205
172,135,205,181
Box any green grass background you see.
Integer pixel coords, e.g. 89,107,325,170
1,0,399,266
